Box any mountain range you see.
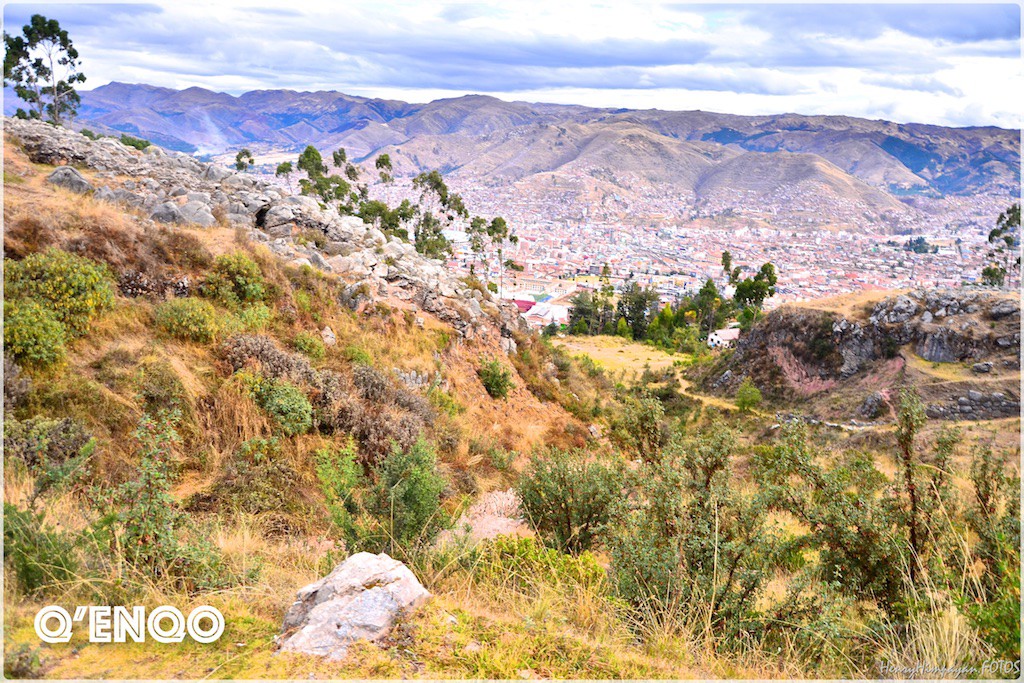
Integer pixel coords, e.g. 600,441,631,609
5,82,1020,229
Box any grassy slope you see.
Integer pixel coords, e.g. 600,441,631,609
4,137,1018,679
3,139,719,679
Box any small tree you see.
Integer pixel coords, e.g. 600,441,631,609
275,161,293,191
617,392,665,463
234,148,254,172
479,358,514,399
983,204,1020,288
4,14,86,125
735,377,762,412
518,449,624,554
375,153,393,183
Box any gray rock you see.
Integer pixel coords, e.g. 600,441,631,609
179,200,216,227
279,552,430,661
500,336,517,355
989,300,1020,321
921,311,933,324
887,295,918,323
203,165,232,182
321,326,337,347
46,166,93,193
263,205,295,228
151,202,183,223
859,391,886,419
972,362,993,374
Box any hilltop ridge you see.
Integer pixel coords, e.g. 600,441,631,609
6,82,1017,233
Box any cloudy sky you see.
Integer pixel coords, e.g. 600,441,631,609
3,1,1021,127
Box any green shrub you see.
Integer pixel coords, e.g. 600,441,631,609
357,439,448,557
154,297,218,342
314,437,363,535
427,387,464,416
518,448,623,554
236,303,272,332
119,133,151,150
80,128,99,140
343,344,372,365
3,503,79,595
239,373,312,436
4,416,95,500
202,252,266,308
735,377,763,412
3,300,66,368
609,425,777,639
467,535,605,595
210,438,303,516
753,424,907,612
102,412,240,592
292,331,326,360
4,249,115,337
614,391,666,462
478,357,514,399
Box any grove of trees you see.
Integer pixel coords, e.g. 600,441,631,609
567,260,778,352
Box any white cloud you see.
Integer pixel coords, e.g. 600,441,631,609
3,0,1018,127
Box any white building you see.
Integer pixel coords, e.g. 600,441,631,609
708,327,741,348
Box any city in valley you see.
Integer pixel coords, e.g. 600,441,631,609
339,173,1012,327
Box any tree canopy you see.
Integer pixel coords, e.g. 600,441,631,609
4,14,86,125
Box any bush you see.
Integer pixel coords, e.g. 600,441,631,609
479,357,514,399
292,331,326,360
3,300,66,368
208,438,303,516
314,438,363,535
735,377,763,412
343,345,373,365
154,297,219,342
4,249,115,337
202,252,266,308
753,424,907,612
427,387,464,417
4,416,95,499
608,425,776,639
4,355,31,411
517,448,623,554
236,303,272,332
4,503,79,595
239,373,312,436
119,133,151,150
102,412,240,592
353,363,392,402
359,439,448,556
615,391,666,462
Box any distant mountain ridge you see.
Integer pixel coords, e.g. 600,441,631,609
5,82,1019,230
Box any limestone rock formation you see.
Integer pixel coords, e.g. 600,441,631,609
46,166,93,193
279,552,431,661
4,116,520,342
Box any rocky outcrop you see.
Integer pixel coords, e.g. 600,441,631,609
278,552,431,661
926,390,1020,421
832,289,1021,374
705,287,1020,422
46,166,93,193
5,117,516,340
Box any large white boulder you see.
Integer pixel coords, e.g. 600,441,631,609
278,552,431,661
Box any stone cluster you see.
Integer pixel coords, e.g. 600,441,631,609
8,117,526,344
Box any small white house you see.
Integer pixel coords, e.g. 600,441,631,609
708,327,741,348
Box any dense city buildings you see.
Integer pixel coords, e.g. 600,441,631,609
356,175,1010,325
